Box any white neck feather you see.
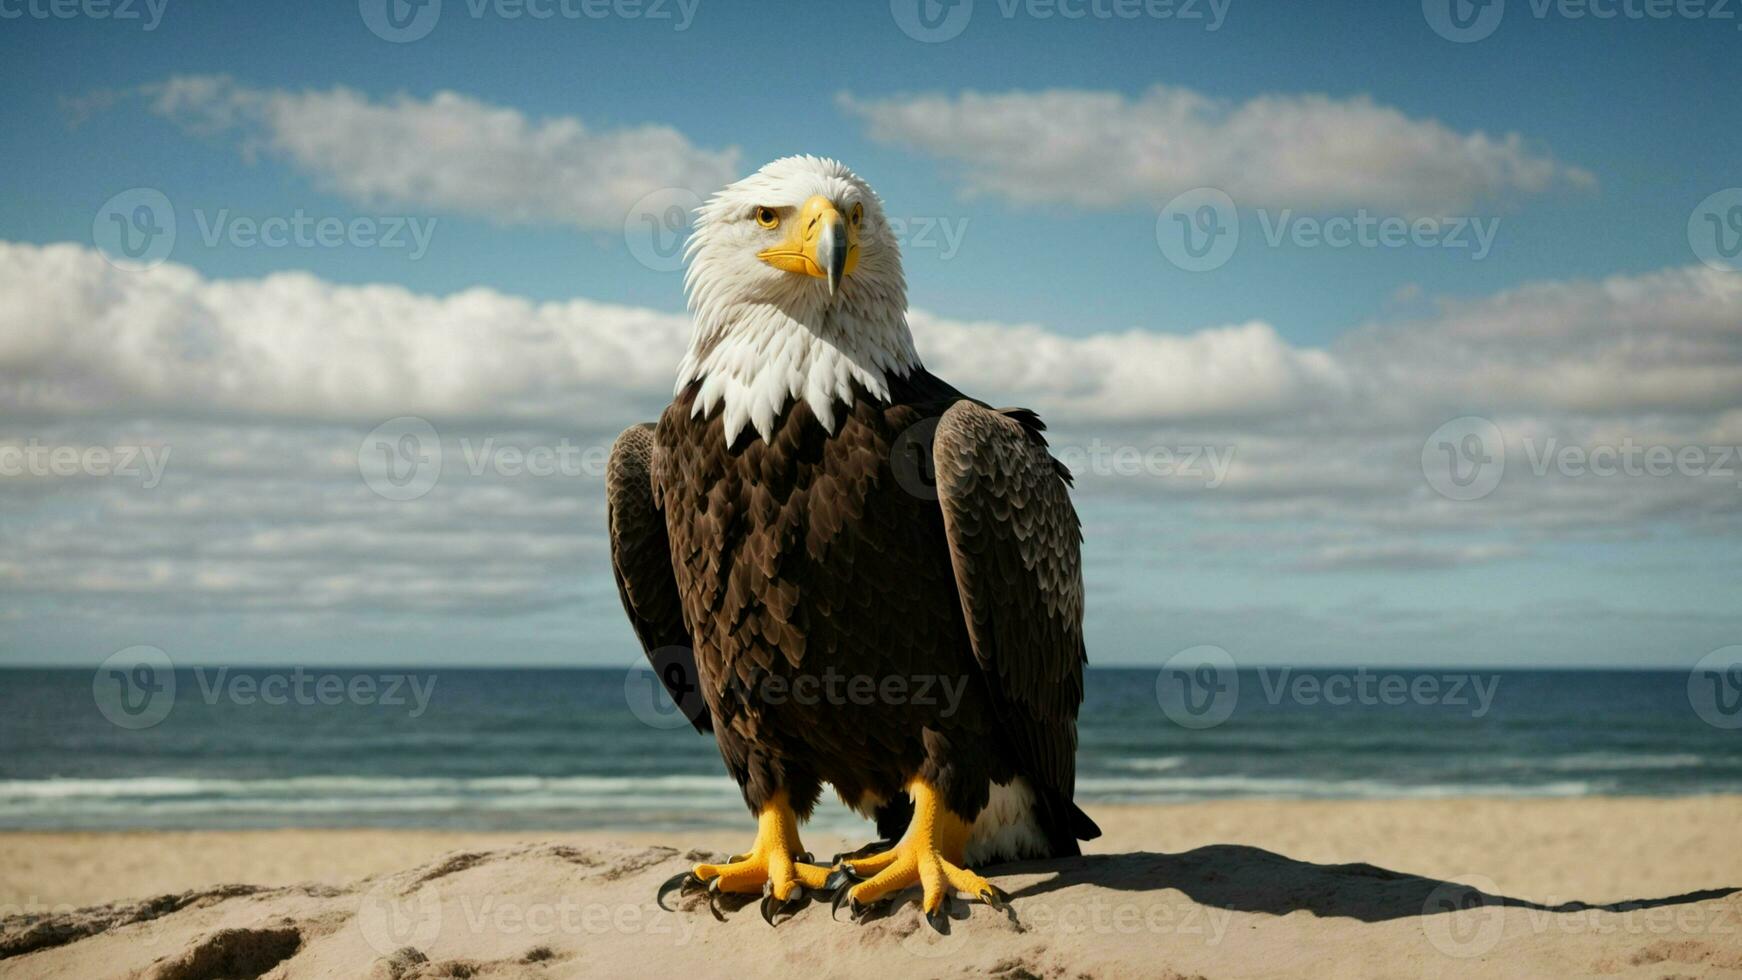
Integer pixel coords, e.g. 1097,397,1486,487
675,281,919,445
675,156,922,445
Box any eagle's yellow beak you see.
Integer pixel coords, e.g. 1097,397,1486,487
757,195,860,295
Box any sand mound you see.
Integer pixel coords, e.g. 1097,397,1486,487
3,835,1738,979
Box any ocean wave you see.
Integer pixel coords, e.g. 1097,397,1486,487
1541,752,1705,772
1075,774,1601,800
1106,756,1186,772
0,773,738,800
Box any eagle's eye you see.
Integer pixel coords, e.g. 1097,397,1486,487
754,206,779,229
850,203,864,226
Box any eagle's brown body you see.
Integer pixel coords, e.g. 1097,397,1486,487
609,368,1099,862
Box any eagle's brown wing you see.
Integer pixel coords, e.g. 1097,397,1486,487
933,401,1096,836
606,423,710,733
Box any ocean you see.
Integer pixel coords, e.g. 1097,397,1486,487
1,667,1736,833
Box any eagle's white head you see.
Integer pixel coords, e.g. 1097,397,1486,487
677,155,920,444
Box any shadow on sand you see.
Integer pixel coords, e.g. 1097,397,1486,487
998,845,1738,922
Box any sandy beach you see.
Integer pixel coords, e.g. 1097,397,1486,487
3,796,1739,978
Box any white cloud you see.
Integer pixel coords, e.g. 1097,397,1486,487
0,241,689,423
840,86,1594,214
140,75,741,229
4,241,1741,664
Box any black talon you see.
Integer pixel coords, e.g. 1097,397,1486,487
794,851,814,864
980,884,1010,912
822,866,859,893
759,888,808,927
656,871,704,911
926,903,951,934
980,884,1018,925
848,897,892,924
830,882,854,920
830,838,895,864
705,876,727,922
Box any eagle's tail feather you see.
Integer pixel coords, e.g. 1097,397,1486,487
1039,789,1101,857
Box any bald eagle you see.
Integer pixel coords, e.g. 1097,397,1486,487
610,156,1098,927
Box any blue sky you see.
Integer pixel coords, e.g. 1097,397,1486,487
2,0,1740,668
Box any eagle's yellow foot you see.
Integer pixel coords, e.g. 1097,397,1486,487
657,790,832,926
828,779,1011,929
